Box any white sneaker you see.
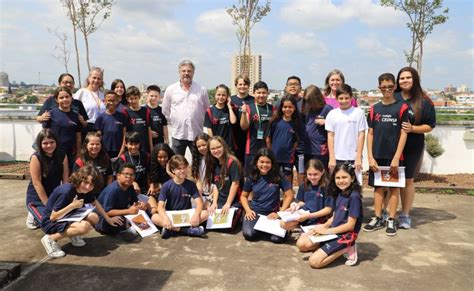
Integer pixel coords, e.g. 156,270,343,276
344,243,358,266
26,212,39,230
70,236,86,247
41,235,65,258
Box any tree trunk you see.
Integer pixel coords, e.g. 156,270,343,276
84,32,91,72
69,0,81,87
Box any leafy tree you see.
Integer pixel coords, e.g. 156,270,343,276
25,95,39,104
381,0,448,77
227,0,271,75
208,88,216,105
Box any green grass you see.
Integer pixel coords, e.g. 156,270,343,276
466,190,474,196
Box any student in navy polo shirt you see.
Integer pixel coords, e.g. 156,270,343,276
240,81,274,174
146,85,169,146
95,163,149,242
302,85,333,170
204,84,237,152
95,90,128,159
204,136,243,230
151,155,209,239
297,163,363,268
43,87,82,171
40,166,120,258
117,131,149,194
230,75,254,165
267,95,302,183
363,73,409,236
240,148,294,243
122,86,153,155
280,159,333,231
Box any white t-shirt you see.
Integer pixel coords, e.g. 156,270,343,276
73,88,105,123
325,107,368,161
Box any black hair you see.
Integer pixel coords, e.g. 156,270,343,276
117,162,136,174
336,84,353,98
249,148,280,184
268,95,301,142
126,86,141,98
35,129,64,178
327,163,362,198
58,73,75,84
286,75,301,86
147,85,161,94
191,133,210,179
69,165,100,190
253,81,269,92
111,79,127,105
378,73,396,85
125,131,141,144
149,143,175,183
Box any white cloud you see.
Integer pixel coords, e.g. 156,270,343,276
280,0,404,29
355,35,398,58
278,32,328,56
195,9,235,41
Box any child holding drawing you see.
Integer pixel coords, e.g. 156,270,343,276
296,163,363,268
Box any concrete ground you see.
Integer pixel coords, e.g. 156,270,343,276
1,179,473,290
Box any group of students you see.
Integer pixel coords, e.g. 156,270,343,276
25,66,435,269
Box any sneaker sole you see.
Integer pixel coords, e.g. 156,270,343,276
362,226,384,232
41,237,65,258
26,223,40,230
71,241,86,247
386,231,398,236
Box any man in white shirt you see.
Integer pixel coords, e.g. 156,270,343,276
162,60,210,156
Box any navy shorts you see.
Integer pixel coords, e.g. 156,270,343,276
279,162,293,176
368,159,404,187
403,147,424,179
320,234,355,256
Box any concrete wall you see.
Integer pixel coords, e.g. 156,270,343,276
0,120,472,174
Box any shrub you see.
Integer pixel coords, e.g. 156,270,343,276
425,134,444,158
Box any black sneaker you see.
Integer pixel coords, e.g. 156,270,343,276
184,226,205,237
161,228,178,239
386,218,397,236
363,216,384,232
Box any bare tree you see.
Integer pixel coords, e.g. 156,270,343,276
74,0,114,72
381,0,448,77
62,0,82,87
227,0,271,75
48,28,71,73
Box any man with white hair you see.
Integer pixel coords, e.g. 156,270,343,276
162,60,210,156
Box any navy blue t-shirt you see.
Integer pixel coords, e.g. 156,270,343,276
243,174,292,215
41,183,96,228
38,95,89,121
330,190,363,233
269,119,299,164
98,180,138,212
123,106,151,153
95,111,128,154
73,157,112,189
213,159,242,207
26,152,65,204
204,105,236,150
275,97,304,152
147,105,168,145
149,164,171,185
158,179,200,211
43,108,82,153
367,100,410,159
303,105,332,156
244,102,274,155
296,183,333,213
118,152,149,193
230,95,254,153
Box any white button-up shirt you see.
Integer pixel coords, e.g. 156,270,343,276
162,81,210,141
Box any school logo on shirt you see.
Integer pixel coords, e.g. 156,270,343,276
340,205,349,212
374,113,381,122
114,121,123,125
211,117,219,125
152,116,162,122
181,192,191,198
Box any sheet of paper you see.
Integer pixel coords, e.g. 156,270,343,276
58,207,94,222
277,209,309,222
125,210,158,237
253,215,286,238
301,225,338,244
137,194,149,203
374,166,406,187
206,208,236,229
356,170,363,185
166,209,195,227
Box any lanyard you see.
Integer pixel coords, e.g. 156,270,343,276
255,103,269,129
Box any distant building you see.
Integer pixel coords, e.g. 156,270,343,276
231,54,262,95
0,72,9,88
457,85,470,93
444,84,457,94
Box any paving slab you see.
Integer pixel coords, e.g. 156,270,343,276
1,180,473,290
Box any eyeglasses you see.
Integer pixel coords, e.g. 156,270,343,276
379,85,395,91
121,172,135,177
287,83,300,87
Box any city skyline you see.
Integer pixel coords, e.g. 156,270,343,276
1,0,473,91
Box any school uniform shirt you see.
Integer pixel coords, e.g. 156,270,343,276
296,183,333,213
213,159,242,207
43,108,82,153
275,97,304,153
73,157,112,187
38,95,89,121
123,106,151,153
41,183,96,233
95,111,128,154
26,151,65,205
98,181,138,212
325,106,368,161
158,179,200,211
367,100,410,160
303,105,333,156
244,102,274,155
243,174,292,215
73,88,105,123
118,152,149,192
147,105,168,145
149,164,171,185
204,105,236,150
230,95,254,154
395,92,436,153
269,119,299,164
330,190,363,233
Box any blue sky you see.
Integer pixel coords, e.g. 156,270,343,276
1,0,472,91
